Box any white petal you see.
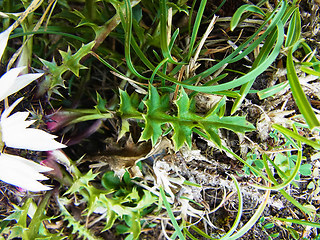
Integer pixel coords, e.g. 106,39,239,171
0,67,26,101
1,97,24,120
0,25,13,62
0,98,67,151
2,112,34,129
3,111,30,123
4,73,43,98
0,153,52,192
1,154,52,173
3,128,66,151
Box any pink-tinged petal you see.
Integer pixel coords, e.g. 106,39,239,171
41,158,63,179
0,25,13,62
46,110,83,132
0,153,52,192
67,119,103,146
47,149,71,168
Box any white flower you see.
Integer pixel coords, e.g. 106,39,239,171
0,153,52,191
0,25,13,61
0,26,66,192
1,98,67,151
0,26,43,101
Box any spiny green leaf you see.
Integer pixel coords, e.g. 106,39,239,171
58,199,101,240
120,86,254,150
65,170,99,196
145,86,254,149
39,57,66,90
173,88,203,149
118,90,142,118
126,212,141,240
104,211,117,231
59,41,94,77
141,86,171,145
175,88,255,149
95,92,108,112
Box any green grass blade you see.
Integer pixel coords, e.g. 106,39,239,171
264,154,292,182
272,218,320,228
188,224,217,239
68,113,113,124
300,66,320,77
300,61,320,67
255,129,314,216
27,191,52,239
129,3,285,95
222,146,272,184
230,4,265,31
188,0,197,34
260,155,314,216
187,0,207,61
253,147,302,190
10,28,87,42
279,189,313,216
150,58,169,83
229,189,270,239
91,52,123,75
231,20,281,114
273,124,320,149
169,28,180,51
180,21,284,93
160,187,186,240
211,0,227,16
301,41,320,72
159,0,179,64
184,228,202,240
184,1,286,86
220,175,243,239
229,2,285,64
131,37,156,70
257,81,288,99
120,0,149,80
287,45,320,129
285,8,301,47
